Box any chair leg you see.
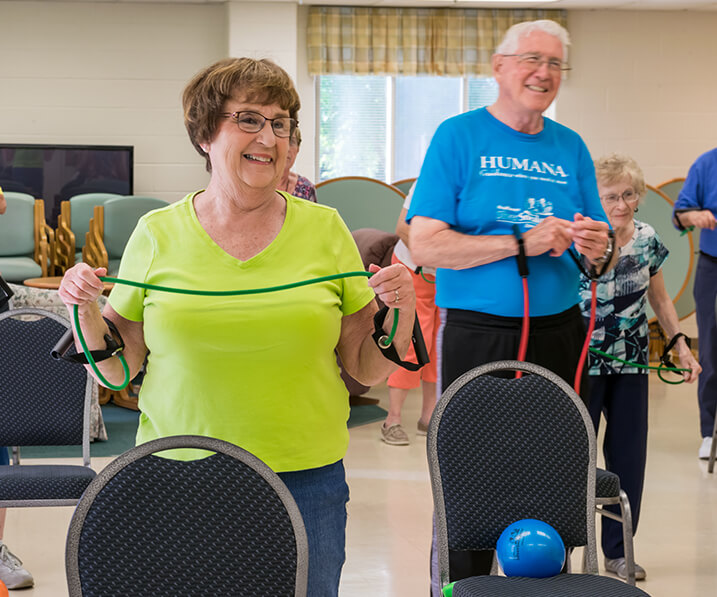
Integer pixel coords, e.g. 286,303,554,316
708,415,717,473
618,489,636,586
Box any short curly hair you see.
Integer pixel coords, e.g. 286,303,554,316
182,57,301,172
594,153,647,201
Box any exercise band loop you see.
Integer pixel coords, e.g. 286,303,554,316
73,271,399,391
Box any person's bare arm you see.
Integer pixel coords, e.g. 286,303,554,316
59,264,148,385
0,191,6,215
409,215,574,270
674,209,717,231
337,263,416,385
647,270,701,383
395,207,410,246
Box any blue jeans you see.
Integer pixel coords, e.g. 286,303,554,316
0,447,8,466
278,460,349,597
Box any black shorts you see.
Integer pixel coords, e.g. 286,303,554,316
440,304,589,403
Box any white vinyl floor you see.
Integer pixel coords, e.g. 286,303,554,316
5,360,717,596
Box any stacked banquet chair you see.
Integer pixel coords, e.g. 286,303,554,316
427,360,651,596
0,308,96,513
55,193,122,274
66,436,308,597
82,195,168,275
0,192,55,282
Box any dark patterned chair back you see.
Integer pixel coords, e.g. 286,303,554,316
428,361,597,564
66,435,309,597
0,308,92,448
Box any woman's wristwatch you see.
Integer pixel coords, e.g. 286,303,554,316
593,231,615,265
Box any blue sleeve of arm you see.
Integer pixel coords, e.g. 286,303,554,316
674,162,702,212
577,139,608,224
406,120,462,226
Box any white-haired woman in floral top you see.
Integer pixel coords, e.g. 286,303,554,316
579,153,701,582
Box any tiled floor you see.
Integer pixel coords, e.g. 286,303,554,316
5,367,717,596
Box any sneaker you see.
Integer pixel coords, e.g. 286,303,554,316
417,419,429,436
699,436,713,460
604,557,646,581
381,423,410,446
0,541,34,589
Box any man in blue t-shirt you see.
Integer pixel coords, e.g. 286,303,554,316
673,147,717,460
407,20,614,593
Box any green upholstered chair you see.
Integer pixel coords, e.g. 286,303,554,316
657,177,697,320
83,196,168,275
315,176,405,234
0,193,54,282
656,177,685,203
391,177,417,196
641,185,696,321
638,185,693,319
56,193,122,273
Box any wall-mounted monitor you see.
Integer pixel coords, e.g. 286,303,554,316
0,143,134,225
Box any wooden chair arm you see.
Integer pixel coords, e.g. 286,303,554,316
82,205,108,270
55,202,77,273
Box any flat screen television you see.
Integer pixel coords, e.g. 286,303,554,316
0,143,133,225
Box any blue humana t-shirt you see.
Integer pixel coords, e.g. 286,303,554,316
407,107,607,317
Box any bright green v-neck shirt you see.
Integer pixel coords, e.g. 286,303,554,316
109,191,374,472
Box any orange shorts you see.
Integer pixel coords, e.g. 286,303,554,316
387,253,439,389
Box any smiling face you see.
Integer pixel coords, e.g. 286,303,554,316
599,177,639,233
205,99,290,193
493,30,564,119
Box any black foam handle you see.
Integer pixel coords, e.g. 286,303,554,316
51,328,76,361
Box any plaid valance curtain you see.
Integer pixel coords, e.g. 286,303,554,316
307,7,567,77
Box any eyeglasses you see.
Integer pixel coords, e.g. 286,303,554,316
502,52,571,73
220,111,297,138
601,188,640,206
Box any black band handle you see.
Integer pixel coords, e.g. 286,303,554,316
512,225,529,278
371,306,428,372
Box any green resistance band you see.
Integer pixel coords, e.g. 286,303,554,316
589,347,691,385
73,271,399,391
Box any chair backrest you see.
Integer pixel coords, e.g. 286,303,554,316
315,176,405,233
0,308,93,464
68,193,122,249
66,435,308,597
640,185,696,320
656,177,685,203
102,196,168,259
391,177,417,195
657,177,699,319
427,360,598,586
0,193,35,256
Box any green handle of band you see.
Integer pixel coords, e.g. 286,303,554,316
73,271,399,390
589,347,690,385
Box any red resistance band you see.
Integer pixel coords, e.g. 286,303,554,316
512,227,601,396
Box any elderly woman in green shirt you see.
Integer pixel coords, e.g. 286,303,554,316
58,58,415,597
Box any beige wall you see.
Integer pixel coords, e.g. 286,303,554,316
0,1,227,204
1,3,716,203
560,9,717,186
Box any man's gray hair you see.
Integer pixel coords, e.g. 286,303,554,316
496,20,570,61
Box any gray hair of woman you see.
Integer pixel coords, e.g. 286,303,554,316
496,19,571,62
594,153,647,203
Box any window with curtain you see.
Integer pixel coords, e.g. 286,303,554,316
310,6,566,183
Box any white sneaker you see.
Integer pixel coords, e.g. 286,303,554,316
699,436,713,460
0,541,34,589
